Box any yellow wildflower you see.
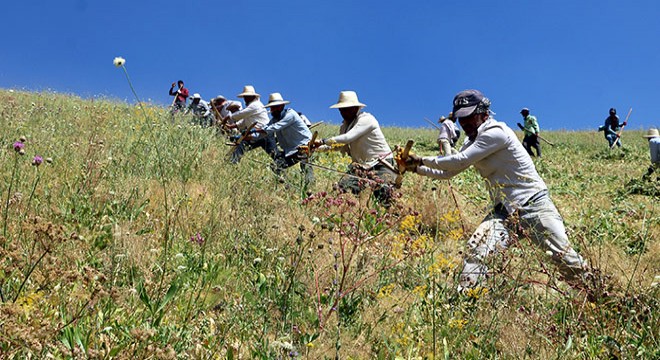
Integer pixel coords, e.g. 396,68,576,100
465,287,489,299
448,318,468,329
441,210,461,223
428,253,456,276
378,283,396,298
412,285,427,298
390,234,407,259
399,214,420,233
448,228,464,241
411,234,430,252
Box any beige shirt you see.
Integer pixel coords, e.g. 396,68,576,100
417,118,547,213
228,99,269,131
329,111,393,168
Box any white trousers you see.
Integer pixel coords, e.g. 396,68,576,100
459,191,587,290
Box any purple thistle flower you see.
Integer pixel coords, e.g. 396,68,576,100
13,141,24,152
190,232,204,246
32,155,43,166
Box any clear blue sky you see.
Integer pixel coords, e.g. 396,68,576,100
3,1,659,130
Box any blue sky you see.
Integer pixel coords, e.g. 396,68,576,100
2,1,659,130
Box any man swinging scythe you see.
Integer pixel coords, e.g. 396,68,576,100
311,91,398,206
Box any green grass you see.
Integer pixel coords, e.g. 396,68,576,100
0,89,658,359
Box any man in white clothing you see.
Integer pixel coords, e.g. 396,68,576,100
222,85,278,164
404,89,589,290
318,91,396,205
211,95,242,126
186,93,214,127
437,115,459,156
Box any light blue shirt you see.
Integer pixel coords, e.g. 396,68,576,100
263,108,312,156
650,137,660,164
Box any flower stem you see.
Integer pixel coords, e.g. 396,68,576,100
3,155,19,238
25,168,41,213
118,64,172,299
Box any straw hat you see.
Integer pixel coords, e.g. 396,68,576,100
237,85,260,98
264,93,290,108
191,93,201,99
643,128,659,138
329,91,366,109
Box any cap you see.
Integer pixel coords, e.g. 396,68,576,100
452,89,490,119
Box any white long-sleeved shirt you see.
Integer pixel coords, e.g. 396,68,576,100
438,120,457,144
219,100,243,118
329,111,392,168
650,137,660,164
417,118,547,213
188,100,211,117
228,99,269,130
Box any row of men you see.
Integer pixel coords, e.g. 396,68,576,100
172,83,600,293
168,80,312,128
172,82,660,292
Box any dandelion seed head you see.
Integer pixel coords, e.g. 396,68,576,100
113,57,126,67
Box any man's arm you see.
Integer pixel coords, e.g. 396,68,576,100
262,110,296,135
227,103,260,128
421,126,508,172
328,116,376,144
532,117,540,134
201,102,211,117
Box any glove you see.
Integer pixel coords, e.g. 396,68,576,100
622,122,627,126
517,122,524,130
403,154,422,172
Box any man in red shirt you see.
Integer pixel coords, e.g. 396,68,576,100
169,80,189,114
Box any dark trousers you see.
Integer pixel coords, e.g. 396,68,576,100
230,134,278,164
337,160,397,206
271,151,315,185
523,134,541,157
170,101,186,114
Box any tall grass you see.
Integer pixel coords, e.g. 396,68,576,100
0,89,657,359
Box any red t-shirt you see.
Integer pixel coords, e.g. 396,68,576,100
177,88,189,103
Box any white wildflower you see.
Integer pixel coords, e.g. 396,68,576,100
113,57,126,67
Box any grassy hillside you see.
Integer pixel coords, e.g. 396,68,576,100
0,90,658,359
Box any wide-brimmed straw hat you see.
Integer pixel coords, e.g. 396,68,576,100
264,93,290,108
643,128,659,138
237,85,260,98
329,91,366,109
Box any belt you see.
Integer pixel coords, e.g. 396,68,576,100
493,189,548,217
